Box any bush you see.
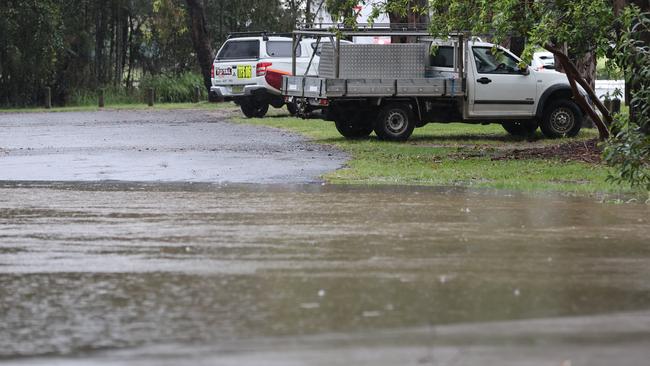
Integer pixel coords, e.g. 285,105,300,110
139,72,206,103
69,86,142,106
67,72,206,106
603,7,650,192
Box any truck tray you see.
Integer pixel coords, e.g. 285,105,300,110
283,76,464,98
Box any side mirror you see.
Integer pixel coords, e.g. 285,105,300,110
519,66,530,76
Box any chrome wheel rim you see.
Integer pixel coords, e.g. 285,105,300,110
550,107,574,133
386,110,407,134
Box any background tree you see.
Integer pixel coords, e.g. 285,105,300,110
185,0,213,91
0,0,301,107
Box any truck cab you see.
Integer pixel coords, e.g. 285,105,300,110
429,39,584,137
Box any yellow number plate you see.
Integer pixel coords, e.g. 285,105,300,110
237,65,252,79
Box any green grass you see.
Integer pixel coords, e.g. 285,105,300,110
234,109,634,194
0,101,235,114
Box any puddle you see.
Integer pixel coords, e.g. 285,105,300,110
0,182,649,364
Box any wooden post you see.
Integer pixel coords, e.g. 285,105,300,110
612,98,621,114
44,87,52,109
194,85,201,103
98,89,105,108
147,88,154,106
604,98,612,113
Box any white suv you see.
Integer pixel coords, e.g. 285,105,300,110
210,34,320,118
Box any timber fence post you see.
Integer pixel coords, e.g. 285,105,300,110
98,89,105,108
147,88,154,107
44,87,51,109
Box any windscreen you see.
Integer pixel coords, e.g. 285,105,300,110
217,40,260,60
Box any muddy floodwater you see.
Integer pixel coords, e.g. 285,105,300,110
1,182,649,366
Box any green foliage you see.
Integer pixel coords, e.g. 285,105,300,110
597,57,624,80
603,7,650,191
205,0,294,48
425,0,615,66
66,72,206,106
604,113,650,191
140,72,206,103
68,86,142,106
1,0,297,107
0,0,63,106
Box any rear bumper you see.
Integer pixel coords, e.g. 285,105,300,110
209,85,278,101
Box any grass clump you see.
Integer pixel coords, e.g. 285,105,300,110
66,72,207,106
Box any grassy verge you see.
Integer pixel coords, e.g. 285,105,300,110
234,109,637,194
0,102,234,114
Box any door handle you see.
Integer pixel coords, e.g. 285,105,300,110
477,77,492,84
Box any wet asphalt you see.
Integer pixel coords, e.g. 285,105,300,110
1,110,649,366
0,109,345,183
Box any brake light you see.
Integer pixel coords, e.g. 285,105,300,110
211,64,215,78
265,69,285,90
256,62,273,76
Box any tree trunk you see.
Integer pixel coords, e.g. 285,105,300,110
305,0,313,25
389,0,429,43
545,45,611,140
503,36,525,57
95,2,106,86
574,51,597,91
185,0,214,91
554,45,597,92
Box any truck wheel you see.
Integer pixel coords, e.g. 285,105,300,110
286,102,298,116
502,121,537,136
334,118,373,139
374,103,415,141
540,100,582,138
240,100,269,118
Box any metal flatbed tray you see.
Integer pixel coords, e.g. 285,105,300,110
282,24,468,100
283,76,464,98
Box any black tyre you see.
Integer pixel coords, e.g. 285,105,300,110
334,118,373,139
540,100,582,138
240,100,269,118
373,103,415,141
502,121,538,136
286,102,298,116
329,104,374,139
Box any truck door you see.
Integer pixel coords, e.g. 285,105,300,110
470,46,537,117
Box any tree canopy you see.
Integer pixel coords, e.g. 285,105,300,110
0,0,302,107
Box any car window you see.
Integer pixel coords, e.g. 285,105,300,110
472,47,520,74
266,41,301,57
217,40,260,60
430,46,454,68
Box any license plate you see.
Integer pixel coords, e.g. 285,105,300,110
237,65,252,79
216,68,231,76
232,85,244,94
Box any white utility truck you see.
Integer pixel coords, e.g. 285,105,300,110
282,26,587,141
210,32,323,118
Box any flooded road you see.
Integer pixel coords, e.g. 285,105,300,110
1,182,649,365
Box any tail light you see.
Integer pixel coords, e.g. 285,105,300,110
256,62,273,76
211,64,215,78
265,69,285,90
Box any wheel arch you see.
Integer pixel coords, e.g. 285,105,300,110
535,85,576,120
378,97,422,124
